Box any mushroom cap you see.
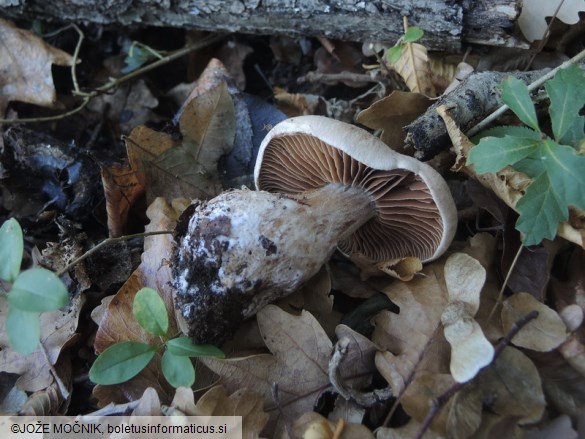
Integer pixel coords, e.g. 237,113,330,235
254,115,457,262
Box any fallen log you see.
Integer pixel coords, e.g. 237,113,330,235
0,0,526,51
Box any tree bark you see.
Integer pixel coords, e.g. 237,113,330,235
404,70,549,160
0,0,525,51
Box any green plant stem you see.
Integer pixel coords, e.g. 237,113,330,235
0,33,224,125
56,230,172,277
466,47,585,137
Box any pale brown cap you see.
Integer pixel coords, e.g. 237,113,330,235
254,116,457,262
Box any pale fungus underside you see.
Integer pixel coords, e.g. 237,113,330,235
172,116,457,345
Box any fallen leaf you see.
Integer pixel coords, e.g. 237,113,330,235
402,372,455,435
524,414,578,439
349,252,423,282
216,40,253,90
19,385,61,416
293,412,375,439
356,91,431,151
373,262,450,397
465,412,524,439
501,292,567,352
377,418,441,439
186,385,269,439
125,81,235,203
274,88,326,117
87,79,159,134
100,162,145,238
477,347,546,424
388,42,436,97
199,305,333,436
532,350,585,416
0,18,73,116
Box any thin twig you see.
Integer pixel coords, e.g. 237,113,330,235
0,33,224,125
466,47,585,137
413,311,539,439
70,24,84,94
56,230,172,277
486,243,524,324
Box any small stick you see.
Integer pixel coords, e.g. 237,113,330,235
413,310,539,439
56,230,172,277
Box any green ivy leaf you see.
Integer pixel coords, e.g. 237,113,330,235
501,77,540,132
0,218,23,283
166,337,225,358
133,288,168,336
8,268,68,312
404,27,424,43
545,64,585,146
386,46,403,64
472,125,542,143
468,136,542,173
539,140,585,209
515,141,585,245
7,308,40,355
89,341,157,385
161,350,195,388
516,173,564,245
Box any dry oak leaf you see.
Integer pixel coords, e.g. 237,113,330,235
0,18,73,116
171,385,268,439
502,292,568,352
125,80,235,203
292,412,374,439
100,161,144,238
475,346,546,424
389,42,436,98
373,261,450,396
356,91,431,151
200,305,332,435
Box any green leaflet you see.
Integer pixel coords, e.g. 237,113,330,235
89,341,157,385
0,218,23,283
8,268,68,312
7,308,40,355
166,337,225,358
133,287,169,336
161,350,195,388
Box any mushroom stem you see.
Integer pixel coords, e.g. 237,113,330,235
172,184,375,345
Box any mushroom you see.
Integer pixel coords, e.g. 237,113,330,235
172,116,457,345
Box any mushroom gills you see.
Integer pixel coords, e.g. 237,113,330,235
172,184,375,345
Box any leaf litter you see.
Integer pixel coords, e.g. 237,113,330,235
1,14,585,439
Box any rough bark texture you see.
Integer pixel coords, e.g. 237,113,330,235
0,0,524,51
405,70,549,160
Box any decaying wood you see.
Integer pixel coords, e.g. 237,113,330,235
405,69,549,160
0,0,524,51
